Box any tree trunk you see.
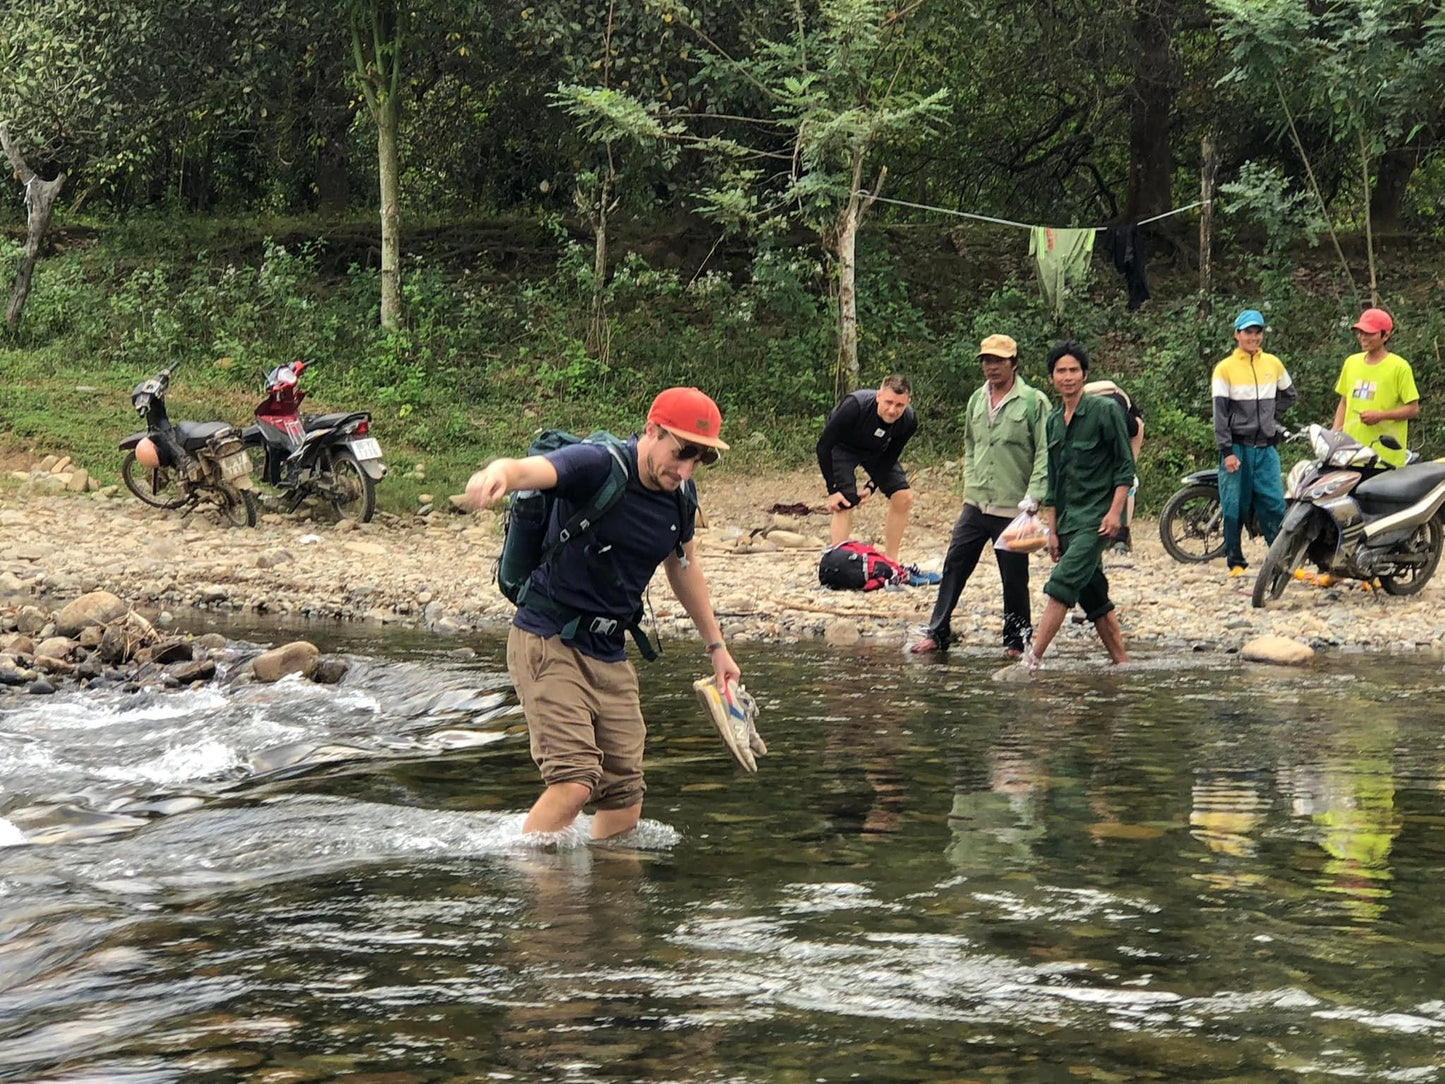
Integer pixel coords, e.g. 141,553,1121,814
586,154,615,359
830,157,885,396
1369,141,1427,236
1357,125,1378,308
1198,132,1217,317
1,126,66,336
377,96,402,329
1125,2,1173,221
833,209,860,396
588,208,608,359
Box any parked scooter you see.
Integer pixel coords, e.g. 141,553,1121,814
1252,424,1445,608
241,359,385,522
1159,468,1261,563
1157,430,1303,562
118,362,258,527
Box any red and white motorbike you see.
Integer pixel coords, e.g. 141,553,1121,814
240,360,386,522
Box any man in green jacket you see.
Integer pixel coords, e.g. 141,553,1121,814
1022,340,1134,670
909,334,1048,656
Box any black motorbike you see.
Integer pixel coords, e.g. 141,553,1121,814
241,359,385,522
1158,449,1285,563
117,362,259,527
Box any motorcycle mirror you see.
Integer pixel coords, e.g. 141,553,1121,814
1378,435,1402,451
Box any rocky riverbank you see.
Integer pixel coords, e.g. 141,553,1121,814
2,455,1443,660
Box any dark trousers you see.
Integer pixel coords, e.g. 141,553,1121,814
925,505,1032,651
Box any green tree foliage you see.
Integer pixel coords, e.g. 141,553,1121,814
1215,0,1445,301
554,0,948,392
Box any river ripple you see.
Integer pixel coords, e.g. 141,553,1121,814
3,621,1445,1082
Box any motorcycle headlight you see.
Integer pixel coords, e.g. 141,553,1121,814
1284,460,1313,498
1300,470,1361,503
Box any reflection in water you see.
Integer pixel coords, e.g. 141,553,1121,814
947,725,1047,872
1280,725,1402,924
3,622,1445,1080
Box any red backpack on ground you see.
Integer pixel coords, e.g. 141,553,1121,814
818,540,909,591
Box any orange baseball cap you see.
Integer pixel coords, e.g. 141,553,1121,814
647,387,730,450
1352,308,1393,334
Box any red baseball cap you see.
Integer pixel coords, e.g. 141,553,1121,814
647,387,730,450
1352,308,1394,334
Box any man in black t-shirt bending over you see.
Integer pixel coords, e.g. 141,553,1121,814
816,374,917,561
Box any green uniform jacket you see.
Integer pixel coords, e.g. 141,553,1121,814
1044,393,1136,536
963,379,1050,517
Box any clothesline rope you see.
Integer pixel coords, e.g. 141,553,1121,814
856,191,1209,231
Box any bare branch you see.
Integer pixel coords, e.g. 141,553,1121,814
0,125,37,185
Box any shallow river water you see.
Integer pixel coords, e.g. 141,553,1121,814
3,619,1445,1083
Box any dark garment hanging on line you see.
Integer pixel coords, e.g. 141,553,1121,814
1102,224,1150,311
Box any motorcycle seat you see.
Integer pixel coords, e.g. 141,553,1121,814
174,421,232,450
1355,461,1445,512
302,411,368,431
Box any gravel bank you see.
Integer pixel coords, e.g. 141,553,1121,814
3,462,1441,659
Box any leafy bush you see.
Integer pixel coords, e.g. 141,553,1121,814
4,212,1442,516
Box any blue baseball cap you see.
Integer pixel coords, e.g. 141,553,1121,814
1233,309,1265,332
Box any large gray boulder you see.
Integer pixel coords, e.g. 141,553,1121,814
252,641,320,683
53,591,128,637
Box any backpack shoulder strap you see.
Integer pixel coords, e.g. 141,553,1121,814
673,479,698,561
540,434,631,563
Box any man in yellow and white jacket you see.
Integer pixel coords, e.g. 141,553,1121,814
1212,309,1297,575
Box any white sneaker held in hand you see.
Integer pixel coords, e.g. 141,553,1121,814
693,676,767,773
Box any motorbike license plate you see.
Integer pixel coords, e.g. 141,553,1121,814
220,452,252,480
349,438,382,460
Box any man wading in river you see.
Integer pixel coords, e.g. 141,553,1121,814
1020,341,1134,671
465,387,740,839
908,335,1047,658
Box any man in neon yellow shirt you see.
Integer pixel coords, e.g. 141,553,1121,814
1333,308,1418,468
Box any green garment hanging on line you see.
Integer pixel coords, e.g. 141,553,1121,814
1029,227,1095,315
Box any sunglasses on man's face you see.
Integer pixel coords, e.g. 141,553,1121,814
666,431,720,466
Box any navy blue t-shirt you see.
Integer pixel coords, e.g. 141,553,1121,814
514,438,695,662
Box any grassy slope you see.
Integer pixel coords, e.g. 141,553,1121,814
2,214,1442,514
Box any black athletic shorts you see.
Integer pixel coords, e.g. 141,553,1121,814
830,447,909,504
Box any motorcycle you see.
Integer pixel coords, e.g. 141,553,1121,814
1159,468,1261,563
1252,424,1445,608
117,362,259,527
241,359,385,522
1157,433,1303,562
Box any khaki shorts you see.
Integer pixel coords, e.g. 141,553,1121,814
506,626,647,810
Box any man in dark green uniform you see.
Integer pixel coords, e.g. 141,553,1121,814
1022,341,1134,670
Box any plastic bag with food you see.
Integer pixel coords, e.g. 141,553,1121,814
995,508,1049,553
